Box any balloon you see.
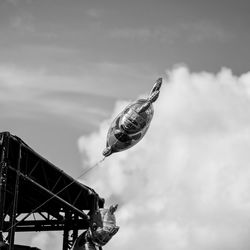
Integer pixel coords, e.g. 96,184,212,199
72,204,119,250
103,78,162,157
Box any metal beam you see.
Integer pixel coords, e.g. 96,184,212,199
63,211,70,250
7,166,89,221
3,219,88,232
9,144,22,250
0,134,8,245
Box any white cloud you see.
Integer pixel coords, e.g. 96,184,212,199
5,0,19,5
30,232,50,250
110,28,153,40
0,64,110,125
30,232,62,250
0,62,152,98
0,62,156,130
78,66,250,250
86,8,105,19
6,0,32,5
179,21,232,43
109,21,231,44
11,14,35,33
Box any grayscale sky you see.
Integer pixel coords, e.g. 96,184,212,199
1,0,250,174
1,0,250,249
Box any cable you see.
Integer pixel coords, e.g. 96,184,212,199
6,157,106,232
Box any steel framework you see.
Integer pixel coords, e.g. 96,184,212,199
0,132,104,250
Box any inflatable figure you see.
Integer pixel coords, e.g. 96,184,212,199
103,78,162,157
72,205,119,250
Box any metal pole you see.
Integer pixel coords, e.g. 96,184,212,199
8,144,22,250
0,161,7,231
72,214,79,246
0,134,8,243
63,210,70,250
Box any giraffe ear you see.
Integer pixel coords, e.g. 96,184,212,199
109,204,118,214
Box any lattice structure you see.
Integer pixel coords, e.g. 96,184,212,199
0,132,104,250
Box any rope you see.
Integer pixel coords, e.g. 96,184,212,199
6,157,106,232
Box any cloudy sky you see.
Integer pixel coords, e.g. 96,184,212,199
1,0,250,249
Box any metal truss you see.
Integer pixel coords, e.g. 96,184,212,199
0,132,104,250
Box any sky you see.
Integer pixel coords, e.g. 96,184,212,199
1,0,250,249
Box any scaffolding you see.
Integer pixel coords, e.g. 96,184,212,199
0,132,104,250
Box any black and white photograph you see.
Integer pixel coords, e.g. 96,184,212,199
0,0,250,250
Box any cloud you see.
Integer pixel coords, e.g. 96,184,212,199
109,21,231,44
0,61,153,99
10,13,35,33
179,21,232,43
0,64,112,125
110,27,153,40
86,8,105,19
30,232,62,250
78,66,250,250
5,0,32,5
0,62,157,131
5,0,19,6
30,232,50,250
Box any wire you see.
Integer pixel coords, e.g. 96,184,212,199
6,157,106,232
